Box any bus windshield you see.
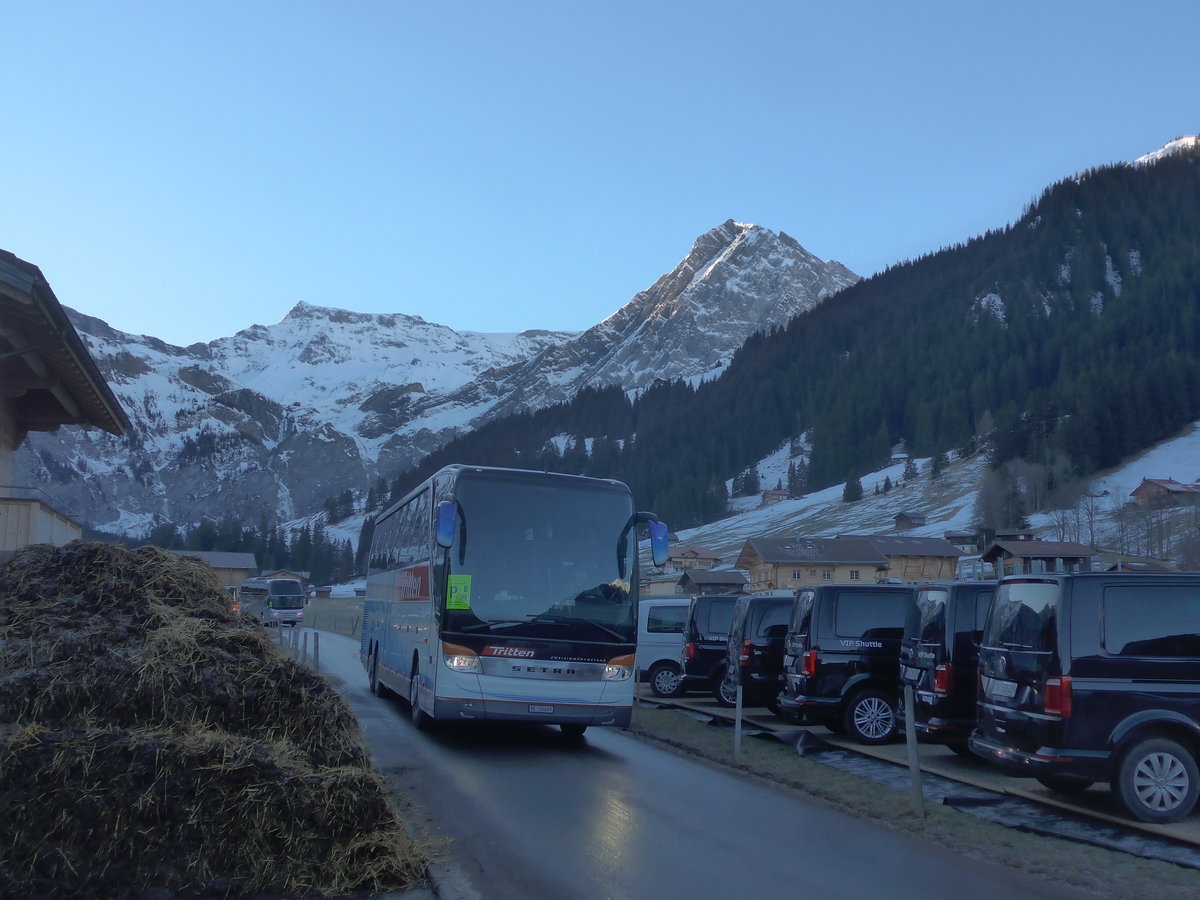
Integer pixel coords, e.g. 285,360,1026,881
268,580,305,610
443,476,636,643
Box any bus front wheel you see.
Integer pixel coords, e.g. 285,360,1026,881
409,667,430,731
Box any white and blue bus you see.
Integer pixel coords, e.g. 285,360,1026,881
238,576,306,626
361,465,669,736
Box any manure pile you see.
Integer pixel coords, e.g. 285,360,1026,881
0,541,425,899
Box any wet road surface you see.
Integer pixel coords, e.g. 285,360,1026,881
310,629,1095,899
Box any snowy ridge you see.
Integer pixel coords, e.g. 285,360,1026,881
1133,135,1199,166
16,221,858,532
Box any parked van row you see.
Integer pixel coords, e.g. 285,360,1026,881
641,573,1200,825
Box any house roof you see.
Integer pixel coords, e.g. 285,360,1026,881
171,550,260,571
737,534,965,569
981,540,1095,563
839,534,965,558
680,569,748,586
0,249,129,441
670,546,718,560
1131,478,1200,496
738,537,889,567
1108,560,1177,572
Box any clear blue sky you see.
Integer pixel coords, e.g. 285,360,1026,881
4,1,1197,347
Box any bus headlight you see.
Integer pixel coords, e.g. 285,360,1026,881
604,654,635,681
442,641,481,673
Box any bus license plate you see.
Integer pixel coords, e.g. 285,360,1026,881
529,704,554,714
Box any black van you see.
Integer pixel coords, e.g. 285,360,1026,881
717,593,795,709
679,594,740,697
898,581,995,754
776,583,915,744
970,573,1200,824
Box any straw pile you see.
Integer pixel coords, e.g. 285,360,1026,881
0,541,425,899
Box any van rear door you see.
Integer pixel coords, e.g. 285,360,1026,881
902,585,948,690
977,578,1062,750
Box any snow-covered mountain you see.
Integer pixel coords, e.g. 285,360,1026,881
15,221,858,534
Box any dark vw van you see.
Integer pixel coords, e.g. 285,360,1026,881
777,583,915,744
680,594,740,697
970,573,1200,823
898,581,995,754
717,593,795,709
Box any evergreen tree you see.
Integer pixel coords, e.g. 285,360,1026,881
930,450,948,480
842,475,864,503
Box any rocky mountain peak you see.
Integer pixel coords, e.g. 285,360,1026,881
16,222,858,534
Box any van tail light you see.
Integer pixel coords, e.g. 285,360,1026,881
685,642,695,661
801,649,818,676
1044,676,1072,718
933,663,953,696
739,639,753,666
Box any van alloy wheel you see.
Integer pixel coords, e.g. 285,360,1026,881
649,662,683,698
844,689,896,744
1116,737,1199,823
714,675,738,707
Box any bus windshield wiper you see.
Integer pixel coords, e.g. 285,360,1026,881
461,619,530,632
530,614,627,642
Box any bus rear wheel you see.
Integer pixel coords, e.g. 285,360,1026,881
369,649,389,698
560,723,588,738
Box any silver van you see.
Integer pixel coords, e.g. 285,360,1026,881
637,598,691,697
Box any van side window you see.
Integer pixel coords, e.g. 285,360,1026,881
1104,585,1200,657
836,591,907,640
647,605,687,634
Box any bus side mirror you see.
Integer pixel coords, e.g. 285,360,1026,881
436,501,457,549
648,520,669,568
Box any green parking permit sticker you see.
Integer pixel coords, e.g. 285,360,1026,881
447,575,472,609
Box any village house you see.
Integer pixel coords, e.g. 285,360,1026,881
677,568,748,595
893,511,927,530
1130,478,1200,508
760,489,790,506
171,550,260,590
734,534,962,592
980,537,1095,577
943,530,981,554
0,250,129,562
666,546,720,571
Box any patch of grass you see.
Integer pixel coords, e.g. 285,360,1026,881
627,705,1200,899
304,596,364,638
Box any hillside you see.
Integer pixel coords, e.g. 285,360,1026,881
673,421,1200,569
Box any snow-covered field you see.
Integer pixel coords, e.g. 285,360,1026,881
319,420,1200,583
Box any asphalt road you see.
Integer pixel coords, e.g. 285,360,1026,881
306,629,1097,900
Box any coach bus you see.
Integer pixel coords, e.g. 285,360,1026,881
361,465,669,736
239,576,305,626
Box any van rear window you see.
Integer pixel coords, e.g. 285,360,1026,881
908,588,948,642
835,591,908,640
702,599,736,634
984,582,1057,651
1104,585,1200,657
